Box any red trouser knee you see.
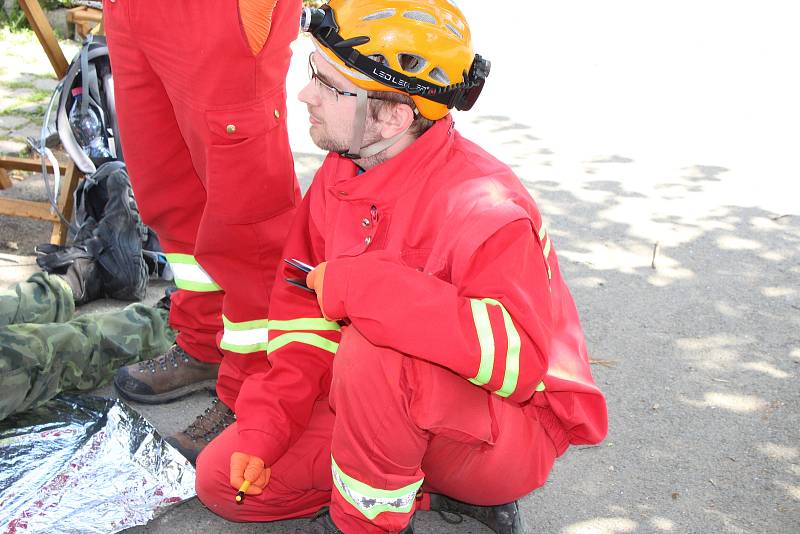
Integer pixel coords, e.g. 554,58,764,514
328,327,558,533
104,0,301,406
197,328,557,532
195,399,335,522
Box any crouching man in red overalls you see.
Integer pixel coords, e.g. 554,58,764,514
196,1,608,532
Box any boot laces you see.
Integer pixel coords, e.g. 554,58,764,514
137,345,191,373
184,398,236,443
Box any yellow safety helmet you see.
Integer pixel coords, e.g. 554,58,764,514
302,0,490,121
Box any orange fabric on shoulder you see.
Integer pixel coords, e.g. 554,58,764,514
239,0,279,55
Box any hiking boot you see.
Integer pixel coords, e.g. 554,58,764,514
429,494,525,534
58,257,104,305
113,344,219,404
165,397,235,464
296,508,414,534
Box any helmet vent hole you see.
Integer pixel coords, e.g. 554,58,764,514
398,53,426,73
429,67,450,86
402,10,437,25
362,9,396,21
369,54,389,67
445,23,463,39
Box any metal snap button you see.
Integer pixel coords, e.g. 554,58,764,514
226,124,236,134
361,218,370,227
274,109,281,119
364,236,372,245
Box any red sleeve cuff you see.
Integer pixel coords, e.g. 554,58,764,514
321,258,352,320
234,428,285,467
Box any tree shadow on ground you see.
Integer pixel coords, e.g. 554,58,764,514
520,168,799,533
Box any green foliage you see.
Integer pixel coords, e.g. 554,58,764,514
1,1,70,31
40,0,71,9
0,4,30,31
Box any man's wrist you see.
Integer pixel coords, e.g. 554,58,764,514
321,259,352,320
235,428,283,467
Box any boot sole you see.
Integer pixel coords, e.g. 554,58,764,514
113,377,217,404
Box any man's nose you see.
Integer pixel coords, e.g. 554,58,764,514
298,79,318,105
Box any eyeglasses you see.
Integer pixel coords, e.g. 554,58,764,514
308,53,360,101
307,53,399,104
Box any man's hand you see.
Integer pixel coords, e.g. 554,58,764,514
306,262,329,319
230,452,271,495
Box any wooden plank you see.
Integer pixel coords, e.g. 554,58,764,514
0,197,59,222
50,162,81,245
0,168,12,190
69,7,102,23
0,156,67,174
18,0,69,79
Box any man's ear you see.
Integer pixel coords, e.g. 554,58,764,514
379,102,415,139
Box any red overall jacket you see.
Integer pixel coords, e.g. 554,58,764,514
235,116,608,466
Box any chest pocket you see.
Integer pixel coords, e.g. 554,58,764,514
204,89,295,223
401,248,448,280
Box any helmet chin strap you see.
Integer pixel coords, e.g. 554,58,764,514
340,86,410,160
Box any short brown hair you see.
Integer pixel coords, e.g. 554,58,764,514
367,91,435,138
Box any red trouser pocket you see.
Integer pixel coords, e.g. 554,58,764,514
205,88,295,224
407,356,497,446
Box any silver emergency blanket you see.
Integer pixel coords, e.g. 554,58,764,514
0,395,196,533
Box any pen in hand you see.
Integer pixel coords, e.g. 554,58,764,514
235,479,251,504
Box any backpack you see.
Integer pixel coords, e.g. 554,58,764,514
57,34,122,174
36,162,160,302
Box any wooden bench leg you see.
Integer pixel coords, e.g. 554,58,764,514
18,0,69,79
0,157,80,246
0,168,12,190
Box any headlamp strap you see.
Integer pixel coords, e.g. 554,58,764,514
343,87,369,159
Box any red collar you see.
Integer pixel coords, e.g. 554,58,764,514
326,115,456,205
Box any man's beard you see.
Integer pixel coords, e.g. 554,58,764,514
310,125,348,154
311,119,383,159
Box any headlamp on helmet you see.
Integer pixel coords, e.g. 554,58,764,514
301,1,490,120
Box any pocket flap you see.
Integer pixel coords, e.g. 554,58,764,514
205,89,286,140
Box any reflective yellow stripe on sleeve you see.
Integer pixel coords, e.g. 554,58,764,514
468,299,494,387
265,318,340,355
537,224,553,280
468,298,522,398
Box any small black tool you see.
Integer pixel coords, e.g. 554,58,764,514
284,258,313,273
285,277,315,293
283,258,315,292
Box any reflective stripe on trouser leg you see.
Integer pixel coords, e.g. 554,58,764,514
165,253,222,292
220,315,269,354
331,455,423,521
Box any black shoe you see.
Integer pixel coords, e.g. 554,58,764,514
430,494,524,534
296,508,414,533
59,257,104,305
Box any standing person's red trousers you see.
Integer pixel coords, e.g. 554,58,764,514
196,327,558,532
103,0,301,406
